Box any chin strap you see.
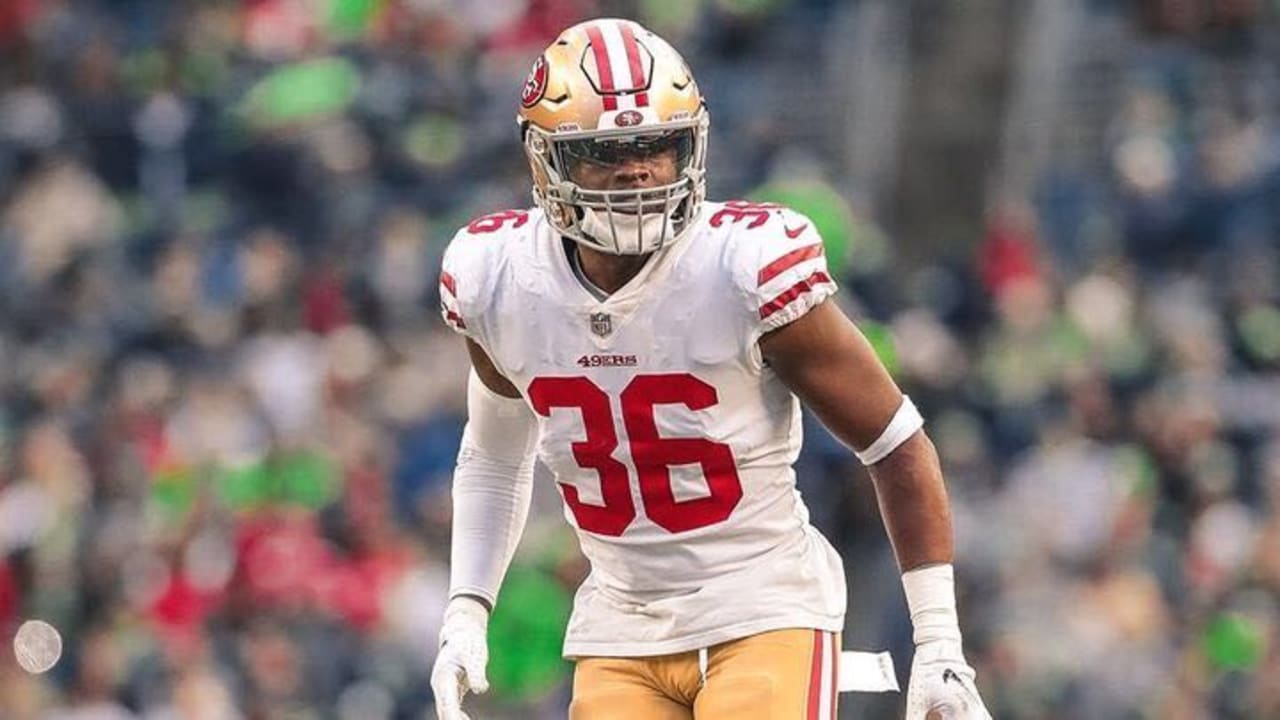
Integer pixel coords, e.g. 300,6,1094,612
578,205,674,255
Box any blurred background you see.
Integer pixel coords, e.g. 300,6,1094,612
1,0,1279,718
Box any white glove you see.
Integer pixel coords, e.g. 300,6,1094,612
905,639,991,720
431,596,491,720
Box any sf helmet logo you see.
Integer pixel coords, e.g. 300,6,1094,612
615,110,644,127
521,55,549,108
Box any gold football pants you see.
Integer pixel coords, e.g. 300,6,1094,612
570,628,840,720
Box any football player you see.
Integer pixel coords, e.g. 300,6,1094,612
430,18,991,720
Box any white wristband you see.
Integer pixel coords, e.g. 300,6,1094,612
855,395,923,466
444,595,490,625
901,563,962,645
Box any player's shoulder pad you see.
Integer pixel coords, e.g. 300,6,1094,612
439,208,535,335
708,201,836,333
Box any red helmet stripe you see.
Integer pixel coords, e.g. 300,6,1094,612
585,24,619,111
618,22,649,107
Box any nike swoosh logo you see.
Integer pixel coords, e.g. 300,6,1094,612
784,224,808,239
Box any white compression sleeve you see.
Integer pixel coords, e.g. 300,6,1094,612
448,370,538,607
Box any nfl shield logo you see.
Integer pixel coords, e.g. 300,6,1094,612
589,312,612,337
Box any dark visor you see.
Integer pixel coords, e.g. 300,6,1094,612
556,128,695,177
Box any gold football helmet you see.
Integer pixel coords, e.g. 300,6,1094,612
517,19,709,255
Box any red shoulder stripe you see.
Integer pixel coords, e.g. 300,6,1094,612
759,271,832,320
440,271,457,297
757,243,823,286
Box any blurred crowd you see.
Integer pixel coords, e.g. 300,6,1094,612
0,0,1278,718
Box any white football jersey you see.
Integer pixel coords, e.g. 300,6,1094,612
440,201,847,657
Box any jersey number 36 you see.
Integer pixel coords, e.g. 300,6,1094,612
527,374,743,537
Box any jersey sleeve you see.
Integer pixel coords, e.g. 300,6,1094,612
731,206,838,339
439,225,496,340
